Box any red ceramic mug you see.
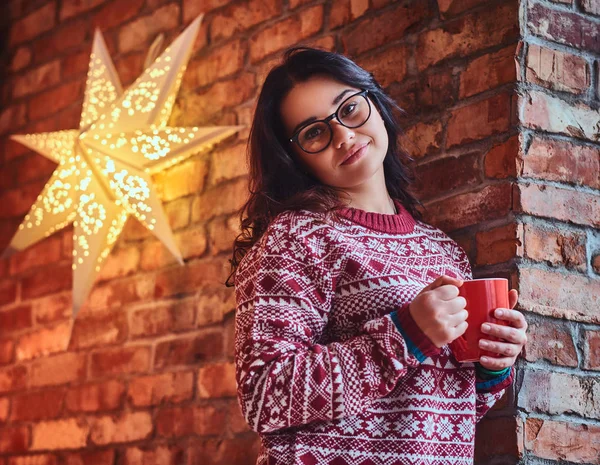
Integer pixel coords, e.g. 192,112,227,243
449,278,510,363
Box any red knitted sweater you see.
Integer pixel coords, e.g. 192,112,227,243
234,202,513,465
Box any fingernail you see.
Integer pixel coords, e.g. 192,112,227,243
482,324,491,332
480,356,488,362
479,340,489,348
496,309,503,317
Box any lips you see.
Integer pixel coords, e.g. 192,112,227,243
341,142,369,165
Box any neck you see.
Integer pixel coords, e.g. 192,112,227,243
339,167,395,214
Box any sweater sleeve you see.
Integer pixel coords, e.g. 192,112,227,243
234,221,440,434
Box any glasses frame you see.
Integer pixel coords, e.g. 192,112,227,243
288,89,371,154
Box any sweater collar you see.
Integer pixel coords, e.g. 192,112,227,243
337,199,416,234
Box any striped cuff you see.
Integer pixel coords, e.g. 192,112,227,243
475,365,513,391
390,304,441,363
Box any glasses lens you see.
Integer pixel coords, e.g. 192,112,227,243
298,121,331,153
338,94,370,128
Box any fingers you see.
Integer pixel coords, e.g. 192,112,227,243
481,321,528,345
434,284,461,301
425,275,464,292
509,289,519,309
478,355,514,371
493,308,528,330
448,310,469,327
479,338,523,358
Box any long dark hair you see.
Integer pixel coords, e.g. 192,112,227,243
226,46,421,286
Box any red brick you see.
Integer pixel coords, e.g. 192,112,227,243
65,380,125,412
138,241,180,272
446,92,513,148
62,51,90,79
64,449,115,465
437,0,489,18
356,44,409,89
185,40,245,89
96,246,139,282
528,2,600,53
156,405,225,437
0,426,29,453
460,46,516,98
90,346,151,377
114,53,144,88
329,0,369,29
2,138,30,163
209,143,248,186
130,299,196,339
0,305,32,333
0,181,47,219
10,46,32,72
191,178,248,222
0,104,27,135
15,320,72,361
416,68,456,110
414,152,481,200
581,0,600,15
0,366,27,394
474,416,521,462
154,158,209,202
84,275,154,312
13,153,57,186
519,91,598,141
228,401,250,433
197,283,235,326
128,371,193,407
183,0,232,23
523,320,578,367
210,0,282,42
475,223,523,266
342,3,431,56
92,0,144,30
180,72,256,125
525,418,600,463
154,332,223,369
31,418,89,450
8,454,58,465
523,137,599,190
32,292,71,324
90,412,153,445
484,135,520,179
30,352,86,388
423,183,513,232
117,4,180,54
154,259,227,299
516,183,600,228
523,223,587,271
11,389,65,421
0,282,19,308
519,267,600,323
584,330,600,370
520,370,600,418
32,18,88,62
207,215,239,256
121,217,152,241
20,262,72,300
594,254,600,275
0,397,9,422
9,3,56,46
124,445,184,465
28,80,83,121
0,339,14,366
526,44,590,94
416,3,518,70
223,313,236,358
249,6,323,63
187,436,261,465
163,197,192,231
60,0,107,20
12,61,61,98
198,362,236,398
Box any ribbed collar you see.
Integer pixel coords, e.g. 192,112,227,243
337,199,416,234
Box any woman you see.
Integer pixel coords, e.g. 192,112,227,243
228,47,527,465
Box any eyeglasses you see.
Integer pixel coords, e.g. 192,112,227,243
289,90,371,154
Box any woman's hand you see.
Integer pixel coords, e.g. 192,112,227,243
477,290,528,370
410,275,469,348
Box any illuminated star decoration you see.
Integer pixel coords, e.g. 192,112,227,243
5,15,242,316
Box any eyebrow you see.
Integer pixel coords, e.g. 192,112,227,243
290,88,356,136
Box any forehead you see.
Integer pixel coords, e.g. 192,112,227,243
280,76,358,133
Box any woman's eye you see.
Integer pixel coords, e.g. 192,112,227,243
342,103,357,117
305,127,322,140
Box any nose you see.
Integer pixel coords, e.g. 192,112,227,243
331,120,355,149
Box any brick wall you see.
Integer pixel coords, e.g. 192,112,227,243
0,0,597,464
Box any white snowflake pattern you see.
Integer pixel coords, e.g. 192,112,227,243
395,243,408,256
408,239,423,254
442,373,462,396
395,413,419,437
457,417,474,441
414,370,436,394
338,417,363,435
436,417,455,439
365,416,388,437
421,415,436,439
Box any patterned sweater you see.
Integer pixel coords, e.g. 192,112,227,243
234,201,513,465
